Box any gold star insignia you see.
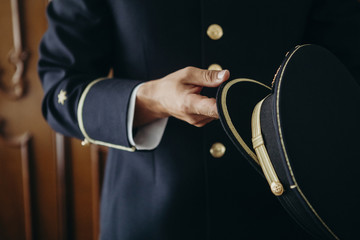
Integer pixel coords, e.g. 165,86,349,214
58,90,67,105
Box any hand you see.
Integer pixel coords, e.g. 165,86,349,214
134,66,230,127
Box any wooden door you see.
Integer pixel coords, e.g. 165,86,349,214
0,1,107,239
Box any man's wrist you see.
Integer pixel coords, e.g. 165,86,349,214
134,80,168,127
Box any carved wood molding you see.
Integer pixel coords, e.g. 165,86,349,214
0,0,28,99
90,145,107,240
90,145,101,240
55,133,69,240
0,118,33,240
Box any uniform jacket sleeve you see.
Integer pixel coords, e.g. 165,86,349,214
304,0,360,85
38,0,142,151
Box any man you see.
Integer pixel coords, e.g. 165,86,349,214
38,0,360,239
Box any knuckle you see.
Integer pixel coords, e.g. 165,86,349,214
202,71,213,83
180,99,190,114
184,96,197,114
194,106,201,115
209,109,217,118
207,110,214,118
180,104,188,114
199,99,211,115
206,101,217,118
183,66,194,76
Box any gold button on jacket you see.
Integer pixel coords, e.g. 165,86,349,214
210,142,226,158
207,24,223,40
208,63,222,71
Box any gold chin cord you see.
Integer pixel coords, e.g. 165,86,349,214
251,98,284,196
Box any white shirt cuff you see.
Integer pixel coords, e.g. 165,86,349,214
127,83,168,150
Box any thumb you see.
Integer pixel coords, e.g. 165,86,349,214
184,68,230,87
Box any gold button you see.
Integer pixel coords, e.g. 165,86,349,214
207,24,223,40
210,142,226,158
208,64,222,71
271,182,284,196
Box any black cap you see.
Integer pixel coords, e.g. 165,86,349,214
217,44,360,239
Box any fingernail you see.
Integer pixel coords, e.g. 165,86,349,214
217,70,226,80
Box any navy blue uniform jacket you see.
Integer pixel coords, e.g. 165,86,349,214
38,0,360,239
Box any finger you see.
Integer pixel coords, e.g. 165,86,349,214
192,117,215,127
182,113,214,127
182,67,230,87
182,114,208,126
186,94,219,118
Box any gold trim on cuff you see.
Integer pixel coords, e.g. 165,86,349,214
77,78,136,152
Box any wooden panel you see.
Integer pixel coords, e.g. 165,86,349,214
0,0,58,239
0,123,31,240
90,145,107,240
55,133,70,240
69,138,93,240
